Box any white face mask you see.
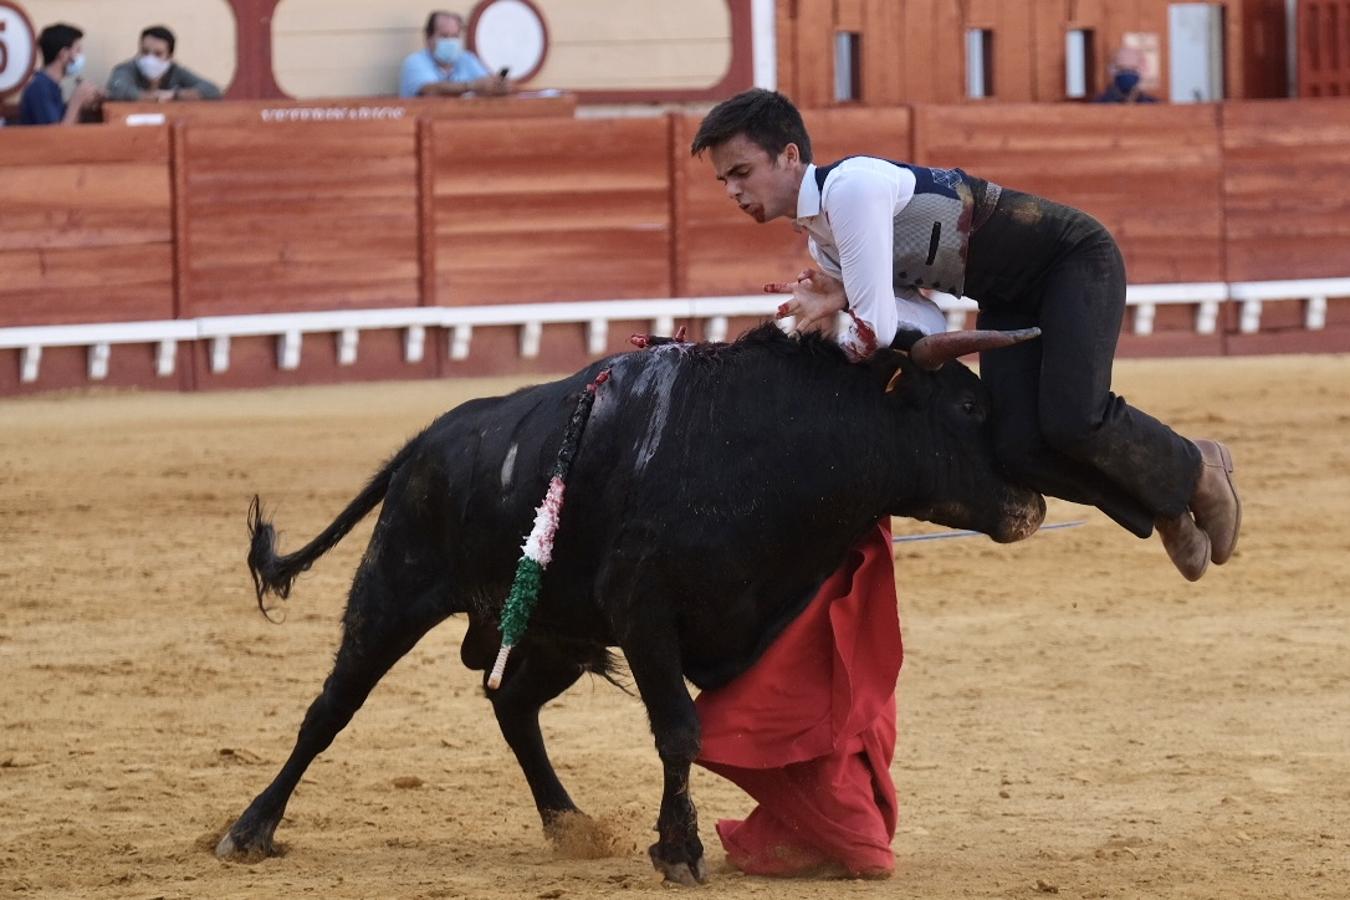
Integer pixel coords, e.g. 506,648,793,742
137,53,171,81
66,53,86,78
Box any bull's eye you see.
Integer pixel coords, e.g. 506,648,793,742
961,399,978,415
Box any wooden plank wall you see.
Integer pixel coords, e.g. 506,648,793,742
0,127,173,327
915,103,1225,287
431,117,673,306
181,120,421,317
1222,99,1350,281
5,98,1350,393
1223,99,1350,352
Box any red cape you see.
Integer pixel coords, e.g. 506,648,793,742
694,522,902,876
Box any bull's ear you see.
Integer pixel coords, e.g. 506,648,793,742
867,349,918,396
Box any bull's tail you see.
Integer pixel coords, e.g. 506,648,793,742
247,436,422,616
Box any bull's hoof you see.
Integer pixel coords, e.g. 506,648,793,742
541,807,586,843
649,843,709,886
214,823,279,861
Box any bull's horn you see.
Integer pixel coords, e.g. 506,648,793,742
909,327,1041,370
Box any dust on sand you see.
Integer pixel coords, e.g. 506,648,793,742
2,354,1348,899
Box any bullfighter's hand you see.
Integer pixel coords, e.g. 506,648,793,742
764,268,846,336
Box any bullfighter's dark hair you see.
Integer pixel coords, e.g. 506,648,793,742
38,23,82,66
140,25,176,55
690,88,813,164
424,9,463,38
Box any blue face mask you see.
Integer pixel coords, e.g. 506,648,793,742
433,37,463,66
66,53,86,78
1114,70,1141,94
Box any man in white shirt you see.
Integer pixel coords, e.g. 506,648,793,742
691,88,1240,584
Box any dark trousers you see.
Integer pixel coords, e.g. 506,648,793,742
966,189,1200,538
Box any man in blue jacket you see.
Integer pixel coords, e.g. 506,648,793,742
18,22,102,125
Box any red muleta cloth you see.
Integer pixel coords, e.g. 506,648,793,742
694,521,902,877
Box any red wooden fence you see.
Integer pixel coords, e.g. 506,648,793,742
4,98,1350,393
0,127,173,326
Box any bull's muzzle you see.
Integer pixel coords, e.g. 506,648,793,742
993,491,1047,544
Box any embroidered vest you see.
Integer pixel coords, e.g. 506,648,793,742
814,159,978,297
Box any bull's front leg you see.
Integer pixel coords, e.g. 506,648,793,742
622,623,707,885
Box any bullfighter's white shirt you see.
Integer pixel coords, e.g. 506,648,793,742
795,159,949,359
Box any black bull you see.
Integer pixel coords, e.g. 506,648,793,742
215,324,1045,883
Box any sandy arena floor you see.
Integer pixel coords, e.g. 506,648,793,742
2,353,1348,899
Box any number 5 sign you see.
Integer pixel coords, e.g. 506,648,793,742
0,1,37,99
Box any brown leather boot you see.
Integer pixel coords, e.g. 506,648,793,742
1190,439,1241,564
1156,512,1211,582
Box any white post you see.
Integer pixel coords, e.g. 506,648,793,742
586,318,608,355
88,342,111,380
706,315,728,343
751,0,778,89
1133,303,1156,336
1196,300,1220,335
1306,295,1327,331
156,339,177,377
1240,299,1263,334
450,323,473,361
210,335,231,373
405,325,426,363
278,330,303,370
337,327,359,366
20,345,42,384
520,321,544,358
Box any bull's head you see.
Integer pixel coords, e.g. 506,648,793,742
876,328,1046,543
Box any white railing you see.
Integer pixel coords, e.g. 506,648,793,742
1226,277,1347,334
1124,282,1229,336
3,279,1348,385
0,320,198,383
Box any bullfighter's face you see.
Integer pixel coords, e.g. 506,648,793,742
709,133,805,224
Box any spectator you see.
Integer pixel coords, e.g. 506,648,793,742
17,23,101,126
400,10,510,98
1093,46,1160,103
105,25,222,102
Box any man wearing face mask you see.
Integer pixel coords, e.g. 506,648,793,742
1093,46,1159,103
400,10,510,98
106,25,222,103
17,23,102,126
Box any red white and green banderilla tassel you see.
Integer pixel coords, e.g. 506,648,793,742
487,368,611,690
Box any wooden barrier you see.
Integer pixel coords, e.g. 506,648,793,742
1222,99,1350,353
0,126,174,328
181,119,421,317
1222,99,1350,281
431,116,673,305
913,103,1226,287
4,99,1350,394
173,118,425,390
102,92,577,126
